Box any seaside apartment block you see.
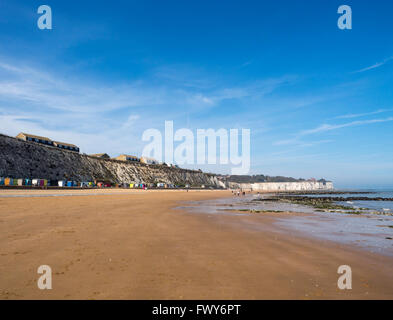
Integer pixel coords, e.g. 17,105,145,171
52,141,80,152
16,132,80,153
89,153,110,159
140,156,160,165
114,154,140,162
16,132,53,146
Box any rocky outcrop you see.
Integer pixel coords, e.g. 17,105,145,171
0,134,224,187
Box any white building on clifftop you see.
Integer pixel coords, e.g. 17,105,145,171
234,181,334,191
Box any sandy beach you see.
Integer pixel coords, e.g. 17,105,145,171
0,189,392,299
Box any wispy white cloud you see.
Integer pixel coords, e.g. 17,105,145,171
273,139,333,147
299,117,393,136
0,60,171,155
121,114,140,129
0,58,295,157
0,61,171,113
0,60,293,114
333,108,393,119
274,117,393,146
241,60,253,67
353,56,393,73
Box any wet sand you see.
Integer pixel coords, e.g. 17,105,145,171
0,189,392,299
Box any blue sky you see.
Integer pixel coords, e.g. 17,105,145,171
0,0,392,188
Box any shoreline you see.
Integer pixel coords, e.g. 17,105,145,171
179,193,393,256
0,189,392,299
257,192,393,215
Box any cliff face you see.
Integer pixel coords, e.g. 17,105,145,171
230,181,334,191
0,134,224,187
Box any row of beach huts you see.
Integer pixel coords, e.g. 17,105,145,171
0,177,188,189
0,178,97,188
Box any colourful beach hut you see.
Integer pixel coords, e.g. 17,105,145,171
0,177,4,186
17,179,23,186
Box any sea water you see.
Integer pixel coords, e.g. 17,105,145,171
181,193,393,257
295,190,393,213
